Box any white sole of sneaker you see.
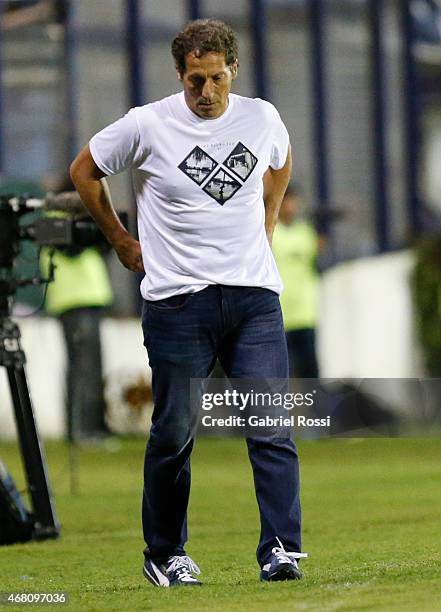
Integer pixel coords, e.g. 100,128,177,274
260,565,302,582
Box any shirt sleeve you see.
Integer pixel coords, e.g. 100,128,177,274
269,106,290,170
89,108,146,176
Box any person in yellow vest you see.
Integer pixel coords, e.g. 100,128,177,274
41,180,113,442
272,184,320,378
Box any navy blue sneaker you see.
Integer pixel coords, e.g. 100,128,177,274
260,538,308,582
143,554,202,587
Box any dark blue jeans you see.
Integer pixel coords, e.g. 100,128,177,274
286,328,319,379
59,306,107,441
141,285,302,567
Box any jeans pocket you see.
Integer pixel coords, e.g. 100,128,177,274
145,293,194,311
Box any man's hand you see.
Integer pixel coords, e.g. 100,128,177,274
263,146,292,246
113,234,144,273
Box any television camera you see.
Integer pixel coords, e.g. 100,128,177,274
0,192,124,545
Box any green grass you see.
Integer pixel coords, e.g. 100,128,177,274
0,437,440,611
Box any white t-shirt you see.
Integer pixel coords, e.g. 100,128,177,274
89,92,290,301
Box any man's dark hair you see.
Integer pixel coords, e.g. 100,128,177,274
171,19,238,76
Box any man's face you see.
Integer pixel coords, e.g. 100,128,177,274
179,51,237,119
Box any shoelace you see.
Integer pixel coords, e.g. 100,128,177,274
166,555,201,581
271,537,308,566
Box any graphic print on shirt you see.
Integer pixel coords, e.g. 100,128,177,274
202,168,241,204
177,146,218,186
223,142,258,181
178,141,258,205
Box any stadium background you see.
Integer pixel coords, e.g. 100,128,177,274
1,2,441,610
1,0,441,434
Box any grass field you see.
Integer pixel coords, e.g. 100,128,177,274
0,437,440,611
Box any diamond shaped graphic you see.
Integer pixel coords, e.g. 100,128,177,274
178,146,217,186
223,142,258,181
202,168,241,205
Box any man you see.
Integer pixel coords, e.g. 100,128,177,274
70,19,307,587
41,178,113,443
272,184,320,378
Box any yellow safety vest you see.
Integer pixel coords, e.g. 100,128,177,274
40,247,113,315
272,220,319,330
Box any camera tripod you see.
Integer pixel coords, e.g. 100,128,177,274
0,288,60,540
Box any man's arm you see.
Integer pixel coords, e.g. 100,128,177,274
70,145,144,272
263,145,292,246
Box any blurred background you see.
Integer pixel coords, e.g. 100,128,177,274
1,0,441,438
